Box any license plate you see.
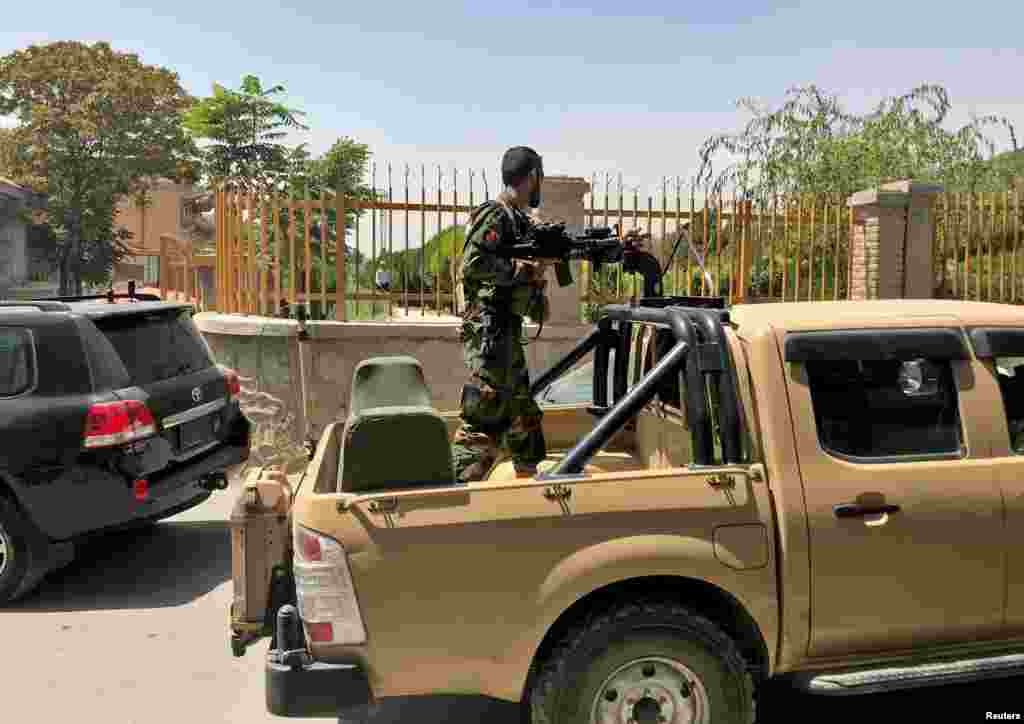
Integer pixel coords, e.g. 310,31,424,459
179,416,213,450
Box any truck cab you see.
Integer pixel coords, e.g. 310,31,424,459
231,296,1024,724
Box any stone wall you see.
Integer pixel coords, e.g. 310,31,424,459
196,313,589,451
847,181,943,301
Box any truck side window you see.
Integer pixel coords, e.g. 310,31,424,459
0,327,34,398
804,357,962,460
993,356,1024,454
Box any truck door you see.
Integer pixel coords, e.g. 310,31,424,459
782,323,1004,659
967,326,1024,633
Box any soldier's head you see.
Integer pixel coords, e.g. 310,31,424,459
501,146,544,209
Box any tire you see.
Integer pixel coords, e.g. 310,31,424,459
0,495,49,604
528,599,756,724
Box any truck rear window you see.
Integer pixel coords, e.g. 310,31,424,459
995,356,1024,453
92,310,214,386
0,327,34,397
806,358,962,459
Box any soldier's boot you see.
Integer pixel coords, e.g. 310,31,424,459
508,412,546,479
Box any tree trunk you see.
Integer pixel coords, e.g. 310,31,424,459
69,208,84,296
59,254,71,296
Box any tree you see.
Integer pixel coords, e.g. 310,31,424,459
182,75,309,192
0,41,196,294
265,138,383,297
378,224,464,297
695,84,1019,201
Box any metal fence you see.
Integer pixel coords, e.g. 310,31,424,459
193,164,1024,321
210,174,861,320
933,191,1024,303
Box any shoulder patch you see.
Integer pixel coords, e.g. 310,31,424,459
484,229,498,242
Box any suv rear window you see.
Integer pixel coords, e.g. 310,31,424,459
0,327,35,397
92,310,214,385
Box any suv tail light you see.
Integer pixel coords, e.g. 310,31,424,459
293,526,366,646
219,365,241,400
84,400,157,448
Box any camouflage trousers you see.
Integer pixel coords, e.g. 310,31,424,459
451,310,546,482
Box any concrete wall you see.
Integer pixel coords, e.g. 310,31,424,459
195,313,589,449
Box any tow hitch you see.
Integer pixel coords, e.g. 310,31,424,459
199,472,229,491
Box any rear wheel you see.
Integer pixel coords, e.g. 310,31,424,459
0,495,47,604
529,600,755,724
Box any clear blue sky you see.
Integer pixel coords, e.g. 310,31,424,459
3,1,1023,246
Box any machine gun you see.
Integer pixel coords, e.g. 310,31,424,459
497,223,665,298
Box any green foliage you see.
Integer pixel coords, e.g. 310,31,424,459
182,74,308,192
696,84,1019,201
228,136,379,302
0,40,197,293
377,224,465,293
988,149,1024,188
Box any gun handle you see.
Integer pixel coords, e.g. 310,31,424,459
555,259,573,287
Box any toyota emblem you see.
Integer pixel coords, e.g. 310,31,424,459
192,387,203,403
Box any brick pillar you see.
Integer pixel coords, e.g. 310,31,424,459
531,175,591,325
847,180,943,300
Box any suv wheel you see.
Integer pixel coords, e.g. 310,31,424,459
0,495,46,604
529,599,755,724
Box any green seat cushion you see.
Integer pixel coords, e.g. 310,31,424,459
338,405,455,493
349,356,432,416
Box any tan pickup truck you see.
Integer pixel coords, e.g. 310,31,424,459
230,296,1024,724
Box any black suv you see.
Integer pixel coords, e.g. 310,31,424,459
0,293,250,603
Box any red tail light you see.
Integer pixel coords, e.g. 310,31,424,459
305,622,334,642
84,400,157,448
219,365,241,399
297,527,323,562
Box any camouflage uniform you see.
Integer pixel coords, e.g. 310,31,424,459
451,194,549,481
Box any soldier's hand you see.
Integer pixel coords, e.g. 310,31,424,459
518,260,550,286
624,227,653,253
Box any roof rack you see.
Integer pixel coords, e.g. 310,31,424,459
0,300,71,312
29,292,162,304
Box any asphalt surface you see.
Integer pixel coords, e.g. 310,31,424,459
3,474,1022,723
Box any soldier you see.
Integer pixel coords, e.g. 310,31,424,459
451,146,550,482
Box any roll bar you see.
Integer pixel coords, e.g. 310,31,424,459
534,301,745,477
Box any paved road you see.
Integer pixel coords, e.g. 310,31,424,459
3,476,1021,723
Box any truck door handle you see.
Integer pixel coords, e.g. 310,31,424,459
833,502,901,519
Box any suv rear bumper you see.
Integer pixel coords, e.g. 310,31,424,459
266,655,373,717
13,431,249,541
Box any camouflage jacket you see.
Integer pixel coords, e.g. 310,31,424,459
460,197,549,323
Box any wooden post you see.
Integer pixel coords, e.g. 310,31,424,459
183,238,192,305
335,194,346,321
159,234,168,301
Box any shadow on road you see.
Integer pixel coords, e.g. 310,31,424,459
336,696,523,724
1,520,231,612
331,675,1024,723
